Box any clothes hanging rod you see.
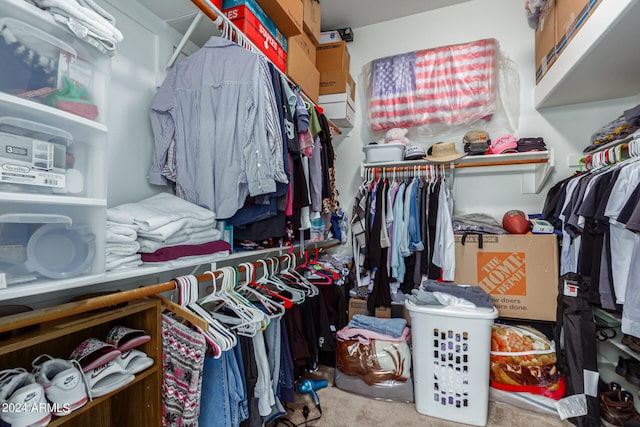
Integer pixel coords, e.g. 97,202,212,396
363,157,549,173
0,242,339,334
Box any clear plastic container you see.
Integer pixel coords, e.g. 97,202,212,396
0,15,108,123
0,207,102,284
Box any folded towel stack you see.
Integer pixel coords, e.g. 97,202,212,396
105,209,141,271
108,193,229,263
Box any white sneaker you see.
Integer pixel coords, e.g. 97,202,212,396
32,355,89,416
0,368,51,427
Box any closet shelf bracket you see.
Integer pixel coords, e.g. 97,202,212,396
166,12,205,70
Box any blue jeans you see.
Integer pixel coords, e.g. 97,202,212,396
264,317,286,424
348,314,407,338
199,350,245,427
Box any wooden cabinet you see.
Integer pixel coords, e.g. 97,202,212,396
0,299,162,427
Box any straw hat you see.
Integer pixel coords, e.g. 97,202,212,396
424,142,467,163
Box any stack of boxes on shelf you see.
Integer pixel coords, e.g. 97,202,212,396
222,0,290,73
222,0,355,128
535,0,602,83
317,34,355,128
286,0,321,103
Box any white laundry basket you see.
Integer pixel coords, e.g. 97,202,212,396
406,300,498,426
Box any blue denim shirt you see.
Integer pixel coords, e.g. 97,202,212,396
408,178,425,252
149,37,276,219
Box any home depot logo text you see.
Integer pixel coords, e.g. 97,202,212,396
476,252,526,295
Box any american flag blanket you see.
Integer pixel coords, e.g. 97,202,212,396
368,38,498,133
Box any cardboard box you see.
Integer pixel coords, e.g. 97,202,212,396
222,0,287,51
453,234,559,321
316,41,350,73
319,69,355,96
319,73,355,101
255,0,303,37
302,0,321,45
288,32,315,63
230,13,287,73
556,0,600,56
535,0,556,83
347,298,411,325
287,42,319,103
320,99,355,128
319,30,342,44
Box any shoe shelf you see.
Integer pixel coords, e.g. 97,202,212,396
0,298,162,427
597,356,640,412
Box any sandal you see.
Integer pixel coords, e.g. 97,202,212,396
106,326,151,351
70,338,122,372
115,349,154,375
85,359,134,398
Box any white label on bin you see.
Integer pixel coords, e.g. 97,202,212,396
563,279,579,297
0,164,66,188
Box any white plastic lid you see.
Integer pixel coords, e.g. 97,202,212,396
23,224,94,279
405,299,498,320
0,214,72,225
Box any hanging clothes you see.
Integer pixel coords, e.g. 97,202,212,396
161,313,207,427
149,36,285,220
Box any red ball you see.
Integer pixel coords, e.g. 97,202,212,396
502,210,531,234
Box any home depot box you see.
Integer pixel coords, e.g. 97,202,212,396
229,12,287,73
535,0,556,83
348,298,411,325
222,0,287,51
302,0,321,45
256,0,303,37
555,0,601,56
287,39,319,103
288,31,315,63
316,41,350,72
453,234,559,321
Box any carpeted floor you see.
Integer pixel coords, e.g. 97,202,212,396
272,366,572,427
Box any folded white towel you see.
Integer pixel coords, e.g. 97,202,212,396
35,0,123,42
137,221,215,242
106,225,137,240
110,193,215,231
106,241,140,256
138,228,221,253
106,253,142,271
107,209,136,225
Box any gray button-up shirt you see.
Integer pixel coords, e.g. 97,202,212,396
149,37,277,219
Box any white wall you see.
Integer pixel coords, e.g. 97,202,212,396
102,0,199,207
334,0,637,221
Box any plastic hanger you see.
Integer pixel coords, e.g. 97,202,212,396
236,263,286,319
279,253,319,297
256,259,306,304
174,274,235,352
200,267,267,337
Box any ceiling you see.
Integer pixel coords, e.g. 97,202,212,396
137,0,470,47
319,0,470,31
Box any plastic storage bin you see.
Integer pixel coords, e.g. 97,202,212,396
406,300,498,426
0,9,110,124
363,142,405,163
0,206,103,285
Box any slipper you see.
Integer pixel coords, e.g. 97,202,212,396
85,359,135,398
106,326,151,351
115,349,154,375
70,338,122,372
